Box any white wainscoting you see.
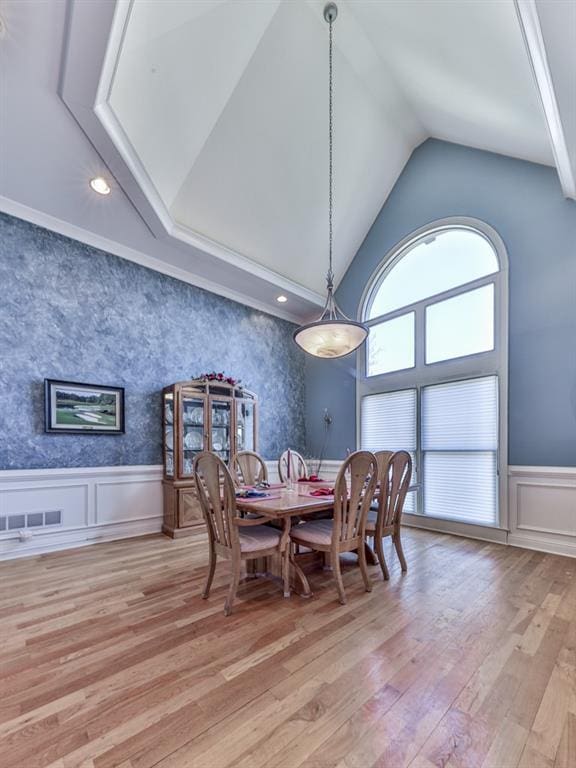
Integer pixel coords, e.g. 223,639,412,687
508,466,576,558
0,465,164,560
0,460,341,560
2,462,573,560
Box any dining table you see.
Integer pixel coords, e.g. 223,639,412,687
235,483,378,597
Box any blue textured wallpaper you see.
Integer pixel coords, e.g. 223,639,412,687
0,212,306,469
307,139,576,466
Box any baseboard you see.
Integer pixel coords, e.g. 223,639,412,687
0,519,162,560
507,533,576,559
402,513,508,545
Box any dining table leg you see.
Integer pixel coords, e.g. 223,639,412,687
290,549,313,598
280,516,291,598
284,515,312,598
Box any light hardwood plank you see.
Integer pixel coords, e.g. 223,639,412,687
0,529,574,768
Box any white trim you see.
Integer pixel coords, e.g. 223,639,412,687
0,463,163,482
507,534,576,559
509,465,576,477
0,519,162,561
402,513,508,545
0,196,305,324
514,0,576,200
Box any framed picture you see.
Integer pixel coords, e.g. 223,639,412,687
44,379,125,434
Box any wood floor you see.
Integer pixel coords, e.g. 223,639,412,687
1,529,575,768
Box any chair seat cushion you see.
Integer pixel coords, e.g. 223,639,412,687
239,525,282,553
290,519,333,547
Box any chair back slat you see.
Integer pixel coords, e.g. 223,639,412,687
373,450,394,511
278,450,307,483
194,452,238,551
380,451,412,528
232,451,268,486
333,451,377,543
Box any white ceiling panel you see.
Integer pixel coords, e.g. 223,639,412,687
349,0,554,166
169,0,422,292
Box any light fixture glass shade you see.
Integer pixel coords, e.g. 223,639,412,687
293,318,368,358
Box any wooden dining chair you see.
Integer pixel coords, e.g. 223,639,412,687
194,452,289,615
277,449,307,483
365,450,412,581
231,450,268,486
289,450,378,605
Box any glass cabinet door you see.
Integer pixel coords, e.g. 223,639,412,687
180,392,207,477
235,399,256,453
163,391,174,477
210,397,232,464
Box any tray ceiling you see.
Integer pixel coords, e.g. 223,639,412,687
97,0,567,296
1,0,573,322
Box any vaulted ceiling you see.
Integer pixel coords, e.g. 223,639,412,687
1,0,574,321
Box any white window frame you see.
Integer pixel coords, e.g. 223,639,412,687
356,217,509,531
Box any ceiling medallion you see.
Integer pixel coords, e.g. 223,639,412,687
293,2,369,359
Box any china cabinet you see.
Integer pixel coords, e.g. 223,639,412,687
161,379,258,537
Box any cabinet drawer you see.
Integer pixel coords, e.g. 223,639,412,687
178,488,203,528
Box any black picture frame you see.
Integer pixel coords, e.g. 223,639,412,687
44,379,125,434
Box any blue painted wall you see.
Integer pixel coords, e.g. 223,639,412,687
0,212,306,469
306,139,576,466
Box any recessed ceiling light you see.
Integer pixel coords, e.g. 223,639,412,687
90,177,111,195
276,295,288,303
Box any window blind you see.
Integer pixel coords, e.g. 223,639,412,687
361,389,417,453
423,452,497,524
422,376,498,525
422,376,498,451
361,389,417,513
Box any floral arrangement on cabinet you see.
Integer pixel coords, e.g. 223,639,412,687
196,371,240,386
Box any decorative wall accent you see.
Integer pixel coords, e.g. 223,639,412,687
44,379,125,434
0,212,306,469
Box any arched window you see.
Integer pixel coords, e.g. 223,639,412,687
358,219,508,530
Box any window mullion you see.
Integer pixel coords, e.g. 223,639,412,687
416,385,423,516
415,305,425,370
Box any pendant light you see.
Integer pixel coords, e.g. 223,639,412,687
293,2,369,359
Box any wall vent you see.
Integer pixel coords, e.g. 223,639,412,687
0,510,62,532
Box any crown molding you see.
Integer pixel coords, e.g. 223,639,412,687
515,0,576,200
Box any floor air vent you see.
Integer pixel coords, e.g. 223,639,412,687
0,510,62,531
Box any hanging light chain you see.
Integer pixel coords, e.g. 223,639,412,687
327,13,334,292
